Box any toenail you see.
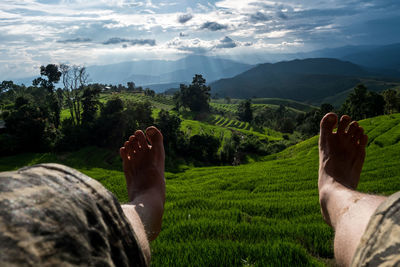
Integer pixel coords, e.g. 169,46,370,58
327,116,335,122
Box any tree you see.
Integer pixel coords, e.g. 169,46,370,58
341,84,368,120
94,97,125,148
382,89,399,114
144,88,155,97
320,103,334,116
238,99,253,122
124,100,154,132
366,91,385,117
34,64,62,128
341,84,384,120
174,74,211,112
40,64,61,84
127,82,135,91
295,103,334,137
0,81,20,108
155,110,182,154
0,80,17,94
60,64,88,125
3,96,57,152
188,134,220,163
81,84,101,125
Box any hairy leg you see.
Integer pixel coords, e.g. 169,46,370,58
120,126,165,243
318,113,386,266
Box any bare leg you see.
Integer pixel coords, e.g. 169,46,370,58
318,113,386,266
119,126,165,261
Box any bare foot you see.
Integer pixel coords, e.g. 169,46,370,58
318,113,368,225
319,113,368,190
120,126,165,241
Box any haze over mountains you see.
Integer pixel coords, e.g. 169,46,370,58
86,55,253,87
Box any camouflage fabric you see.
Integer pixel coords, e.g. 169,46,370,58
0,163,146,267
351,191,400,266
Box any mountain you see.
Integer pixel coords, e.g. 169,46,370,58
210,58,400,104
342,43,400,70
86,55,253,91
240,43,400,75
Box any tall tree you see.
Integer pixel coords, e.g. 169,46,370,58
174,74,211,112
60,64,88,125
34,64,62,128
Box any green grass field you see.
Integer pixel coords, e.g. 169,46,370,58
1,114,400,266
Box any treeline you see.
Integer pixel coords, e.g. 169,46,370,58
0,65,156,156
227,84,400,138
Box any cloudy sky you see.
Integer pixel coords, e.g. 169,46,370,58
1,0,400,79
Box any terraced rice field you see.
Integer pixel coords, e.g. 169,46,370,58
209,114,282,141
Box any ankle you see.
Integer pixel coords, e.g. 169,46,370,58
319,185,332,225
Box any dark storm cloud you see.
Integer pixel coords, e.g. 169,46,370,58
365,0,400,9
200,21,227,31
178,13,193,23
102,37,156,46
57,37,92,43
216,36,236,48
341,16,400,45
249,12,270,22
292,8,358,19
277,11,288,20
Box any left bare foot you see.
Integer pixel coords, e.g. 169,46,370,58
120,126,165,240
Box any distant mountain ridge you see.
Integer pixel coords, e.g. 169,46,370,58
343,43,400,70
86,55,253,91
243,43,400,73
210,58,400,104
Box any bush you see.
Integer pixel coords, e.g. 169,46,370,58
188,134,220,163
155,110,182,154
0,134,18,156
4,96,59,152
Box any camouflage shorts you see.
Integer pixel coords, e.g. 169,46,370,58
351,191,400,266
0,163,146,267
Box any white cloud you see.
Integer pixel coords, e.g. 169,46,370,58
0,0,399,78
252,39,303,50
256,30,293,38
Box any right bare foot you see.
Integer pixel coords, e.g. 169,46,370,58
318,113,368,224
319,113,368,190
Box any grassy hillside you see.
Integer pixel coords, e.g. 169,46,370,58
1,114,399,266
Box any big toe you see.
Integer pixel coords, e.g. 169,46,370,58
320,112,337,138
146,126,164,147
